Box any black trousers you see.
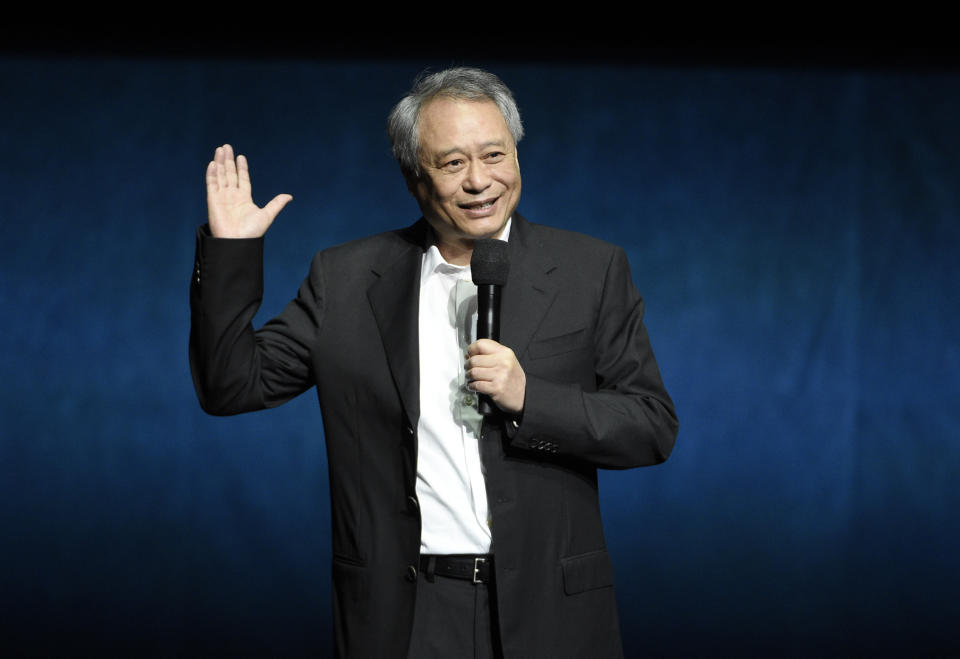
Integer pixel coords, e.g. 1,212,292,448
406,558,504,659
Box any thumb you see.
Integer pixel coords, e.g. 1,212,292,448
263,194,293,221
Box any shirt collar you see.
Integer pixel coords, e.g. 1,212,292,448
422,217,512,279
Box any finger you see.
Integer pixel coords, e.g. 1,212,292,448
467,365,498,384
223,144,238,189
466,354,500,371
205,160,218,193
236,154,252,192
262,194,293,222
467,346,515,365
468,379,498,396
215,145,227,190
467,338,503,356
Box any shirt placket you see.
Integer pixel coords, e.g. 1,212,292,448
454,277,488,531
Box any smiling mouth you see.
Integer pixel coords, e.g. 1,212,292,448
459,198,498,213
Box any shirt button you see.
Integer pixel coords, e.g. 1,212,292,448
406,565,418,582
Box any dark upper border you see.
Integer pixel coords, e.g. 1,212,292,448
4,25,958,72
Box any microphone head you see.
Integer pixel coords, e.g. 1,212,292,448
471,239,510,286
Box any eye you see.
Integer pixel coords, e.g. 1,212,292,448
484,151,505,163
443,158,465,171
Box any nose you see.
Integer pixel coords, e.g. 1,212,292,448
462,161,492,193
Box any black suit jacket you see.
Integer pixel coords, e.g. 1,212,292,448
190,213,678,658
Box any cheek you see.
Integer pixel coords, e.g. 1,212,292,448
428,177,456,198
496,164,520,188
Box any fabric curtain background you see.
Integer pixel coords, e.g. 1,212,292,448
1,58,956,657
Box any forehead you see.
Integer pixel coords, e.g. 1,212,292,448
417,97,512,154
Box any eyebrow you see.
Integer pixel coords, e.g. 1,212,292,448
435,140,507,160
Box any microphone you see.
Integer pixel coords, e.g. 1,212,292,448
471,239,510,416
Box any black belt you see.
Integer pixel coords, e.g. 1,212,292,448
420,554,493,584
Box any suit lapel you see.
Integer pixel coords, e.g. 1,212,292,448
500,214,559,359
365,215,555,428
367,221,428,429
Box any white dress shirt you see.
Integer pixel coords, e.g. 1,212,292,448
416,219,511,555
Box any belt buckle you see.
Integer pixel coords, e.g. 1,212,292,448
472,557,486,584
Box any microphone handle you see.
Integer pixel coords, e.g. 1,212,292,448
476,284,500,416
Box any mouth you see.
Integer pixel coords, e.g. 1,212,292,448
458,197,499,217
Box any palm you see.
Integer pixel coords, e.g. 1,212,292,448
206,144,291,238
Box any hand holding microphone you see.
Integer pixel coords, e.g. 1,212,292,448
467,240,525,416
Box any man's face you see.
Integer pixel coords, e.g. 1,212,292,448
411,97,522,253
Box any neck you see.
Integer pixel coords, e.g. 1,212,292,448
430,220,510,266
436,238,474,266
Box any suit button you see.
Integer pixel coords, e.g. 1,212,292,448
407,495,419,512
406,565,418,582
406,425,415,435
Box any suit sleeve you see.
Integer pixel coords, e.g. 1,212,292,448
505,245,678,468
189,225,322,415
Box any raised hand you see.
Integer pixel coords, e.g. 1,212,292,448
206,144,292,238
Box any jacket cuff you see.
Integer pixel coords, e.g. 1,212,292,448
192,224,265,308
505,374,589,456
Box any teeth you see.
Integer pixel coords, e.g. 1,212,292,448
461,200,495,211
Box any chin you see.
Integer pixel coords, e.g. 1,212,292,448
426,213,508,248
461,218,508,241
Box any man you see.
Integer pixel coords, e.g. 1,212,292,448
191,67,678,658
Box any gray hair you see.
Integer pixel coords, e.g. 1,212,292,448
387,67,524,181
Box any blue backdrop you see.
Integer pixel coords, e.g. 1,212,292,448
1,56,957,657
